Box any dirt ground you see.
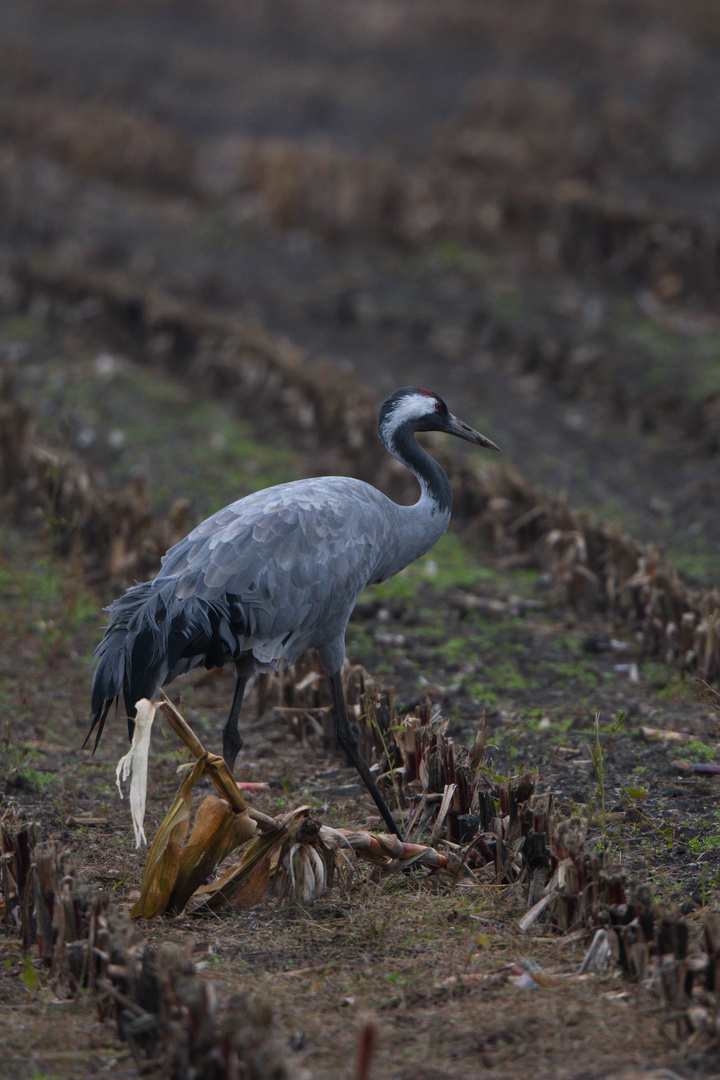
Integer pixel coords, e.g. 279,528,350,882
2,2,720,1078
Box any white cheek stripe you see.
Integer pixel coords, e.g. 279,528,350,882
380,393,436,440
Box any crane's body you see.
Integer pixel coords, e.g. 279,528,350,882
89,387,499,838
94,474,449,698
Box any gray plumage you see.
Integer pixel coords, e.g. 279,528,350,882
89,387,499,838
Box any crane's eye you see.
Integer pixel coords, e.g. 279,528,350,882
434,401,443,411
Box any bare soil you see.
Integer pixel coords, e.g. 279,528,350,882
2,3,720,1078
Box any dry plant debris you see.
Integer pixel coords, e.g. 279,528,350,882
0,812,292,1078
0,370,189,583
187,126,720,310
121,694,471,919
4,686,720,1073
109,679,644,940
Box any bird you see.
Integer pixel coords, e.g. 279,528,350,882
88,387,499,839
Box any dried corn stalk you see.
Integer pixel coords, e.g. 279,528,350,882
178,807,471,915
320,827,465,875
190,806,336,913
128,696,256,919
123,693,481,915
0,814,293,1076
131,756,256,919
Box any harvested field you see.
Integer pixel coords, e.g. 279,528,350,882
2,3,720,1078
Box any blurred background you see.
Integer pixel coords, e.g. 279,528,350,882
1,0,720,581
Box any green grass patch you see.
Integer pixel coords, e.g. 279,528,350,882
678,739,719,764
5,335,301,521
367,532,504,604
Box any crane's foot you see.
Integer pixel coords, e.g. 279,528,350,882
222,729,243,775
336,732,403,840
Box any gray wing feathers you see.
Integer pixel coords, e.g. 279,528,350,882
155,476,394,662
90,474,410,750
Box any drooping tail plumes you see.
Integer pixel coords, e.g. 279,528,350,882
87,580,244,752
88,581,171,750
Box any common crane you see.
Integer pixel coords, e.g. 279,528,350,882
89,387,499,838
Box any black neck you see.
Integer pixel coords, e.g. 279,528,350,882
387,423,452,514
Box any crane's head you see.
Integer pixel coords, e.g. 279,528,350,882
378,387,500,451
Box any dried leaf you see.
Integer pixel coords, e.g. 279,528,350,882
167,795,256,915
116,698,156,847
192,821,287,913
130,755,206,919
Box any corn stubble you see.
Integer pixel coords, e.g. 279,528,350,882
127,692,478,919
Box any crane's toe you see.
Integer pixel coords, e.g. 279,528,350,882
222,729,243,774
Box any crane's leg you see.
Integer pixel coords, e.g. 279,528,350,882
327,669,403,840
222,654,254,772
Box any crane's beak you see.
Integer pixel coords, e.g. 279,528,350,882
446,413,501,452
